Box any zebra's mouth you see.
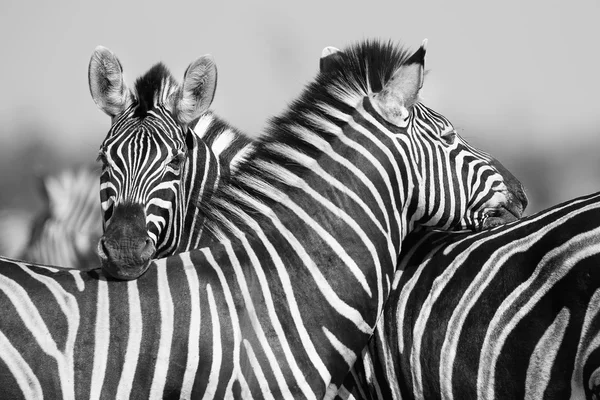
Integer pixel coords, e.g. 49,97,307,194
97,237,156,280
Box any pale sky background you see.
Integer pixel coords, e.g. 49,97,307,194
0,0,599,217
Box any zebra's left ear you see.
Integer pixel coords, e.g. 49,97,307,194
174,55,218,126
372,39,427,127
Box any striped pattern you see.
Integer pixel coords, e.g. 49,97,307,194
340,191,600,400
0,40,526,398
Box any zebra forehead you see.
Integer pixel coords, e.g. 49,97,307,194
105,116,185,146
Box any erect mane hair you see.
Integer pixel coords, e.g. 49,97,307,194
196,39,415,238
132,63,178,118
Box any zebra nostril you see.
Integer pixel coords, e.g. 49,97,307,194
139,237,155,261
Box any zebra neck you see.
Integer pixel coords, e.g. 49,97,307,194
188,97,420,265
174,113,254,252
174,134,222,253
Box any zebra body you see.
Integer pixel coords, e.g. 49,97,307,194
340,191,600,400
0,40,525,398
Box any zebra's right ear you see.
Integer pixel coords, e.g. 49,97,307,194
319,46,342,72
371,39,427,127
88,46,134,118
174,55,217,126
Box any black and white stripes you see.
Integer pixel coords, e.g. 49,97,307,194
340,192,600,400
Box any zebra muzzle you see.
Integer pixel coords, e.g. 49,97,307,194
97,235,156,280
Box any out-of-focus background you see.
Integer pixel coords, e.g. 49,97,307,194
0,0,599,233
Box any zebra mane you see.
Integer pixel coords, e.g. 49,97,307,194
196,39,415,238
132,63,178,118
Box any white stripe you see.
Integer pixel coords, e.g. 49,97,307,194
323,326,356,367
0,329,42,399
68,270,85,291
180,252,202,399
90,277,109,399
525,308,570,400
193,113,215,139
149,260,175,399
230,144,254,173
242,340,275,400
200,283,222,400
115,280,143,399
211,129,237,158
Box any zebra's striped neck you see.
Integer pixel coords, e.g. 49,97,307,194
189,98,422,264
169,112,254,253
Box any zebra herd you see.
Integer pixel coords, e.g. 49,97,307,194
0,39,597,399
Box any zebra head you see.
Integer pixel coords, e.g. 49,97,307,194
320,41,528,231
89,46,218,280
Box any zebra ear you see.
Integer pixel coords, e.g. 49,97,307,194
372,39,427,126
88,46,134,118
319,46,341,72
174,55,217,126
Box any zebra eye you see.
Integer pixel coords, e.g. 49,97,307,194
168,154,185,169
441,130,457,144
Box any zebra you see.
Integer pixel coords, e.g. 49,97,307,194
334,191,600,400
18,166,102,268
0,39,525,398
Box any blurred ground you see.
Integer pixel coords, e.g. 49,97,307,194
0,0,599,223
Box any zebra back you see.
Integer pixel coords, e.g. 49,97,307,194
339,191,600,399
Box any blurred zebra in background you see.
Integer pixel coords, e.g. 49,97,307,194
0,167,101,269
21,166,101,268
